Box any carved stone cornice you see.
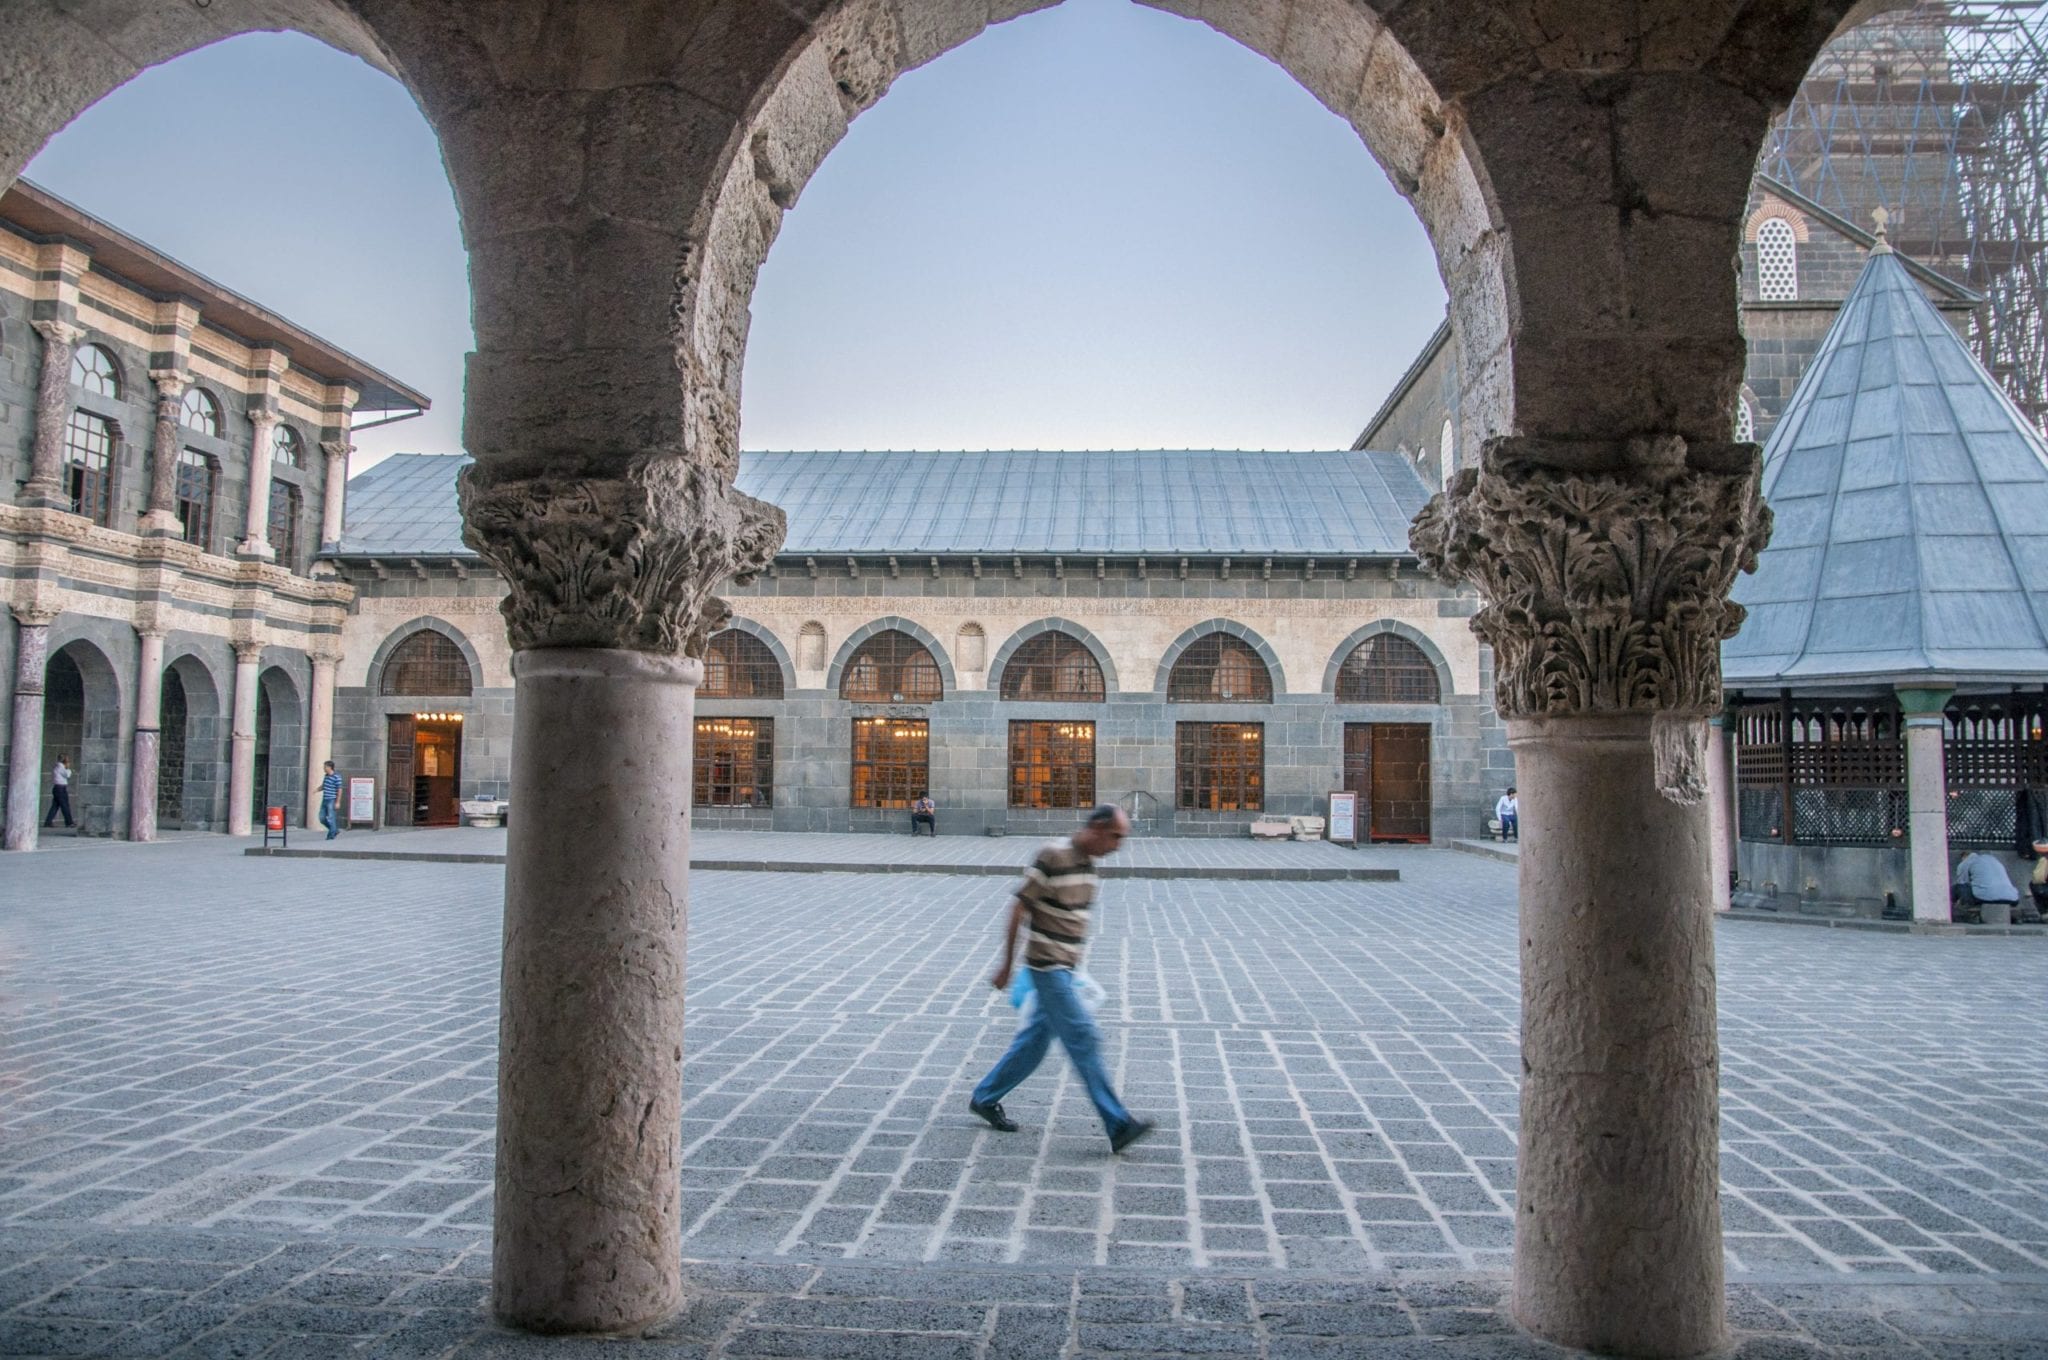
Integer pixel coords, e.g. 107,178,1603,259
1410,436,1770,719
459,455,787,655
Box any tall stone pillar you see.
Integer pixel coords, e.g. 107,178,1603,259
142,370,187,537
304,650,338,831
1707,710,1737,911
3,608,58,852
460,457,782,1334
319,441,350,550
24,320,85,509
1414,439,1769,1359
1899,687,1954,923
129,629,167,843
239,411,279,559
226,642,261,837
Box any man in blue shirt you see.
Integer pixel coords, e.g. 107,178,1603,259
319,761,343,840
1952,849,2019,923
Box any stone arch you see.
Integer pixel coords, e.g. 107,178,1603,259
825,616,955,697
711,617,796,695
73,340,125,399
40,632,124,835
988,618,1120,697
368,617,483,698
253,664,307,824
1153,619,1286,697
1322,619,1456,701
159,648,227,831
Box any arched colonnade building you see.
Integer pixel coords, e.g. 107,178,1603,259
329,452,1501,838
1,0,1892,1353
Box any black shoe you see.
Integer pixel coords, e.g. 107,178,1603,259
969,1099,1018,1132
1110,1119,1155,1153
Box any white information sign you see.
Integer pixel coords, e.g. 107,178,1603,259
347,776,377,827
1327,790,1359,844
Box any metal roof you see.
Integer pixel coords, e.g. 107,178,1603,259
1725,241,2048,688
337,450,1433,559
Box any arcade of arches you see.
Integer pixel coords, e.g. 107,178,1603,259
0,0,1886,1353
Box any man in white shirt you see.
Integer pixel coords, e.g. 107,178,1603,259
1495,787,1518,842
43,756,74,829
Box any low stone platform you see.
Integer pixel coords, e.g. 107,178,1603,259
242,828,1406,882
5,1223,2046,1359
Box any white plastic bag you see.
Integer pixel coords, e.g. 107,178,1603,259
1011,968,1105,1025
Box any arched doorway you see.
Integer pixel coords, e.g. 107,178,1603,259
252,667,305,827
157,669,189,827
40,639,121,836
158,655,225,831
378,628,474,827
1334,632,1444,843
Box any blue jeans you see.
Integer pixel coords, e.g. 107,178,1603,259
1500,813,1517,840
320,796,340,839
973,967,1136,1141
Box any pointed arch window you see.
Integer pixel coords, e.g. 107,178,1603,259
1438,419,1455,488
272,423,305,467
180,387,222,437
63,410,115,526
381,630,475,696
1336,634,1441,704
1167,634,1272,703
840,629,942,703
1001,632,1105,702
70,344,120,398
1734,396,1755,443
702,629,785,699
1757,218,1798,301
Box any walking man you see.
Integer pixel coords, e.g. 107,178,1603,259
43,755,73,829
969,804,1153,1152
319,760,343,840
1495,786,1518,841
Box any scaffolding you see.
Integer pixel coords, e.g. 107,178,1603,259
1760,1,2048,428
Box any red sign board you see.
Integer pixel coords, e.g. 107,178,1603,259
265,806,285,833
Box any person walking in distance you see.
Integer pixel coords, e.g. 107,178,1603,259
43,755,74,830
319,761,343,840
969,804,1153,1152
1494,786,1518,842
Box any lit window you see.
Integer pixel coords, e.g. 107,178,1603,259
180,387,222,437
1336,635,1441,704
1167,634,1272,703
70,344,120,398
702,630,785,698
1176,722,1264,812
841,629,943,703
1757,218,1798,301
272,423,304,467
175,449,217,548
267,480,301,566
381,630,474,696
851,717,928,808
1001,632,1105,702
695,717,774,807
1008,721,1096,809
63,410,115,526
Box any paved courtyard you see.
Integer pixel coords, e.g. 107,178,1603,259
1,837,2046,1356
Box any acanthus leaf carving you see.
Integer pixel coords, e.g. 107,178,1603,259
1409,436,1770,719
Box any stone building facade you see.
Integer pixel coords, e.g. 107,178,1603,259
329,452,1510,840
0,180,427,845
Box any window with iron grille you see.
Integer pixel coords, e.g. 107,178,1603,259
1001,632,1104,701
63,410,114,526
272,423,304,468
702,630,785,698
1757,218,1798,300
841,629,943,702
180,387,221,437
1735,699,1906,845
267,480,300,567
175,449,217,549
70,344,120,398
381,630,474,696
1167,634,1272,703
1176,722,1263,811
1009,721,1095,809
1734,396,1755,443
694,717,773,807
1335,634,1440,704
851,717,928,808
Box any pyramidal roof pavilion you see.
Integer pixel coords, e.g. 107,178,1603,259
1725,233,2048,692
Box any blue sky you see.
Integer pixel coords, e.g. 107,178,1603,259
25,0,1445,468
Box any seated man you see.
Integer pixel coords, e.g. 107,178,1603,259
1952,848,2021,924
910,794,937,836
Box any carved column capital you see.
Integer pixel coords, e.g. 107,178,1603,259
232,640,265,665
1410,436,1771,720
248,409,279,432
320,439,352,465
460,454,787,655
10,604,61,629
150,368,189,400
32,319,85,348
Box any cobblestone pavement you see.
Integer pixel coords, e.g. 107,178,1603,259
2,839,2046,1356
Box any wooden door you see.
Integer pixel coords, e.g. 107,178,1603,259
385,715,415,827
1369,723,1431,842
413,721,462,827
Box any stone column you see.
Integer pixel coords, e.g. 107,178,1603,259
1707,710,1737,911
304,650,337,831
129,629,166,842
141,370,187,536
319,441,350,550
239,410,279,559
1899,687,1954,923
1413,438,1769,1359
24,320,84,508
226,642,261,837
461,456,783,1334
3,608,58,852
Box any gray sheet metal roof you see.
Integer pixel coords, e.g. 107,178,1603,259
337,450,1432,559
1725,243,2048,688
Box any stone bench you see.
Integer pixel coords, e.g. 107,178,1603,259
460,799,509,827
1249,819,1293,839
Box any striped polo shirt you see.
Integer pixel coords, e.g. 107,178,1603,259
1020,837,1100,971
